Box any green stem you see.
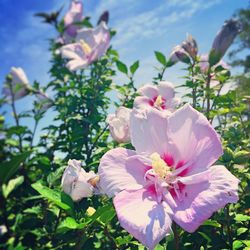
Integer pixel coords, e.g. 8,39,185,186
206,71,211,120
173,222,179,250
30,119,38,148
226,205,233,250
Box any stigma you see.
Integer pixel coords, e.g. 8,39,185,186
79,39,92,55
150,152,171,179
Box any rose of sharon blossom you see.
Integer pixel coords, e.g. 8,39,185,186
61,22,110,71
61,159,99,201
98,104,239,249
2,67,30,101
36,92,54,112
106,107,131,143
64,0,83,40
134,81,180,115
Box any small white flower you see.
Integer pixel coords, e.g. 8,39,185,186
106,107,131,143
2,67,31,101
61,159,98,201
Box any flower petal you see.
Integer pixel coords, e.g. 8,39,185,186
172,165,239,232
114,188,172,250
133,96,151,110
98,148,148,197
166,104,223,173
130,108,169,156
137,84,158,99
158,81,175,100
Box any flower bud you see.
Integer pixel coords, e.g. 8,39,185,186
97,10,109,25
61,159,98,201
169,45,190,64
106,107,131,143
209,19,241,65
2,67,31,101
181,34,198,60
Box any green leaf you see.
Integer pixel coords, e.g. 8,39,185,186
57,217,84,233
86,203,114,226
130,60,139,75
208,49,221,66
99,206,116,224
116,60,128,75
235,214,250,222
234,151,249,164
198,232,211,243
202,219,221,228
233,240,244,249
0,151,30,184
237,227,248,236
155,51,167,66
2,176,24,198
31,182,74,216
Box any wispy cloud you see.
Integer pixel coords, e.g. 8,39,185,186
111,0,223,49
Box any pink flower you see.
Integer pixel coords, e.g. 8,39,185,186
134,81,180,115
2,67,30,101
36,92,54,112
61,22,110,71
61,159,99,201
98,104,239,249
64,0,83,39
106,107,131,143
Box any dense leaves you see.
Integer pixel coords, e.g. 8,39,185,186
0,3,249,250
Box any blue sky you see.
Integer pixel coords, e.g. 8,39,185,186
0,0,248,140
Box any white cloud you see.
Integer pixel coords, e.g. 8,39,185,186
111,0,223,49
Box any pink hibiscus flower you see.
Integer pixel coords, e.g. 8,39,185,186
98,104,239,249
134,81,180,115
61,21,110,71
64,0,83,39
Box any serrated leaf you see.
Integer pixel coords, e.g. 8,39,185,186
2,176,24,198
155,51,167,66
0,151,30,184
116,60,128,74
130,60,139,75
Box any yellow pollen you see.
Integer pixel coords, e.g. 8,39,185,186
79,39,92,54
154,95,163,107
150,152,170,179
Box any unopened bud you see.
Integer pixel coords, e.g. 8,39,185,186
181,34,198,60
97,11,109,25
169,45,191,64
209,19,241,65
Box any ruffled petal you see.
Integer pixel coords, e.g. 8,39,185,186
137,84,158,99
158,81,175,100
172,165,239,232
166,104,223,173
98,148,148,197
133,96,151,110
130,108,169,156
114,188,172,250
